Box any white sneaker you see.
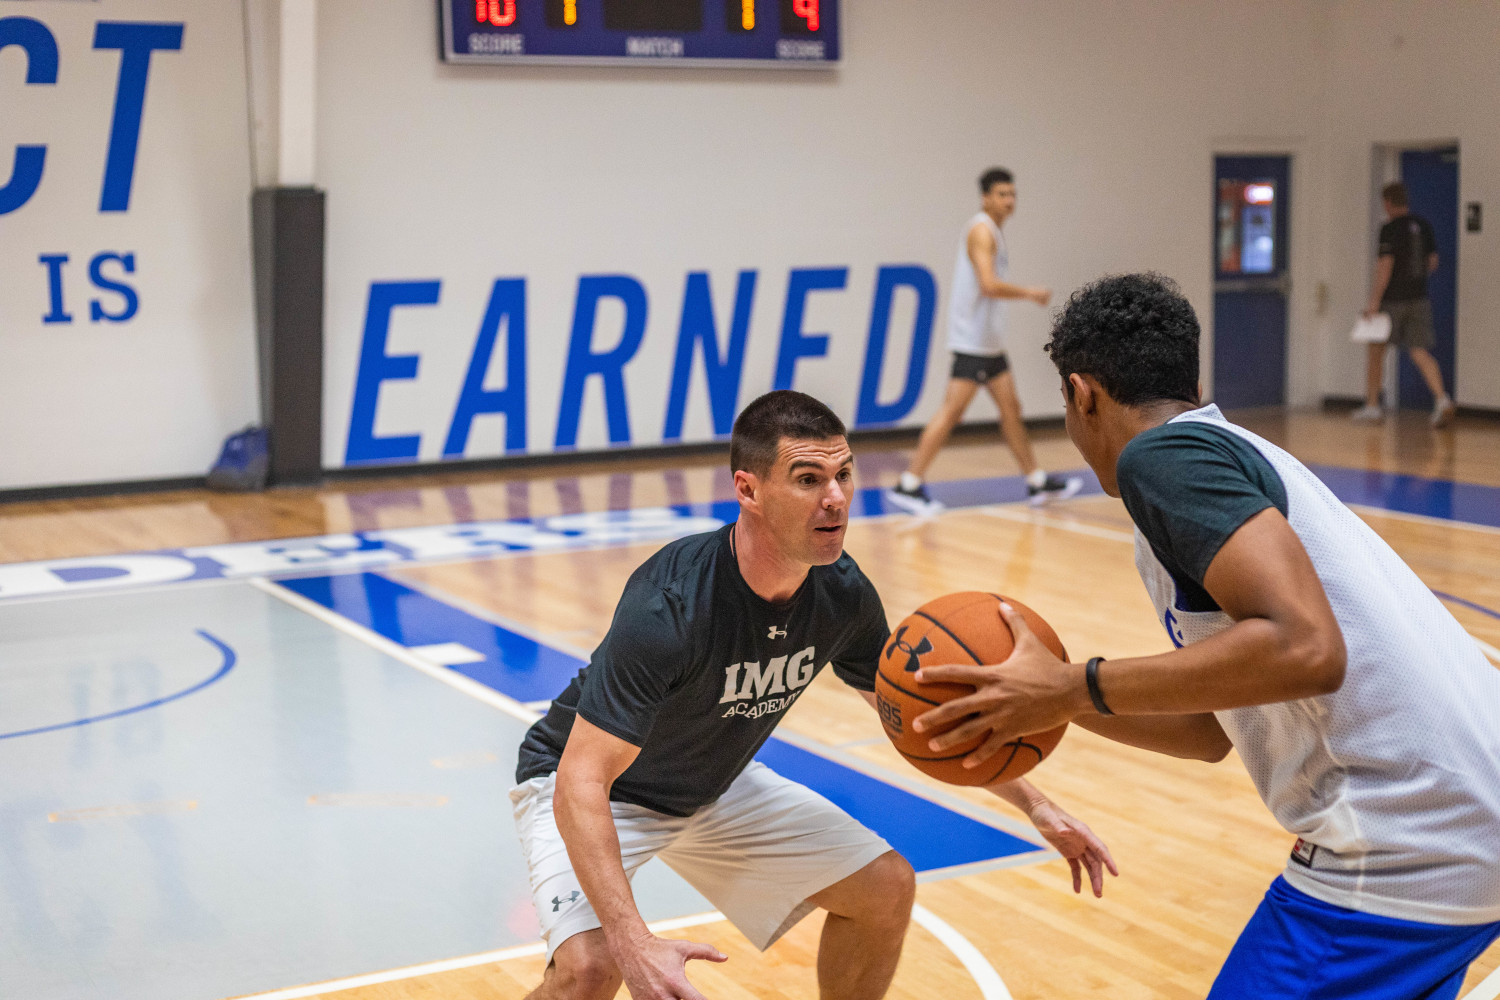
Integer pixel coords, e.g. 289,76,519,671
1350,405,1384,423
1431,398,1456,429
1028,474,1084,505
885,482,945,515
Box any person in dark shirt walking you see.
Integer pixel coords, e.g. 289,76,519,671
1353,181,1455,427
512,390,1115,1000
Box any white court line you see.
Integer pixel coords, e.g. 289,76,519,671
248,577,542,725
1465,962,1500,1000
912,905,1014,1000
230,911,727,1000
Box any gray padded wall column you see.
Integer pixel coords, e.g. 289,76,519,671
252,186,325,485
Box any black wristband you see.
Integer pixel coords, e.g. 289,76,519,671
1085,656,1114,716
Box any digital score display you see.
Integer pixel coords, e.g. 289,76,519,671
441,0,839,66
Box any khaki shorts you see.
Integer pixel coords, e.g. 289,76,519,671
1384,299,1436,350
510,761,892,963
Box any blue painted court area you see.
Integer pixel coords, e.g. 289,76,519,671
284,571,1046,876
1309,464,1500,529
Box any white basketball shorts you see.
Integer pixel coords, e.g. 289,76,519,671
510,760,893,963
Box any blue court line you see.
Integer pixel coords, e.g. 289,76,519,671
277,573,582,704
1433,591,1500,622
0,629,237,742
1308,464,1500,529
284,571,1045,872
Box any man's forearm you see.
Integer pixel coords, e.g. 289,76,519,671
1071,712,1231,761
986,776,1048,814
1082,615,1342,717
1366,257,1393,311
981,277,1037,300
554,775,648,948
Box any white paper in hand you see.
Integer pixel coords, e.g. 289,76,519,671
1351,313,1392,344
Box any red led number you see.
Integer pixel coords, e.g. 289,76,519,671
475,0,516,26
792,0,819,31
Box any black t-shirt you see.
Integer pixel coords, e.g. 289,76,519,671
1377,213,1436,303
515,524,889,816
1115,421,1288,613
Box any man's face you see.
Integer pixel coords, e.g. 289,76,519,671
983,182,1017,221
752,436,853,566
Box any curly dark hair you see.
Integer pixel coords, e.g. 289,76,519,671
1044,273,1201,406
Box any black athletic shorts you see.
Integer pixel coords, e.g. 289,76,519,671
951,351,1010,383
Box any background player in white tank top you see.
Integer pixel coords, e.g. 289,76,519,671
888,167,1081,514
910,273,1500,999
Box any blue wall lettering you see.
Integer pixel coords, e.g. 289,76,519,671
444,278,528,457
855,265,936,426
555,275,648,449
662,270,756,441
346,281,440,465
774,267,846,390
0,17,59,216
93,21,183,213
38,253,72,323
87,251,139,322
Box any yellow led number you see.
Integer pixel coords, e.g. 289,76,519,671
741,0,755,31
565,0,577,25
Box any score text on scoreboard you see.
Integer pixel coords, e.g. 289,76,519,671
442,0,839,66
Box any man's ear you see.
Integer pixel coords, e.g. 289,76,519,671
734,469,759,511
1067,373,1098,414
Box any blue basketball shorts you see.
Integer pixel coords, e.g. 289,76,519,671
1208,876,1500,1000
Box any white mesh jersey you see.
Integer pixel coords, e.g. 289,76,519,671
1132,405,1500,925
947,212,1009,357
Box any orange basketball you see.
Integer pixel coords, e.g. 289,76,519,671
874,592,1069,786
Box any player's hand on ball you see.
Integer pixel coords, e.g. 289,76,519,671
1026,799,1119,897
913,601,1086,767
616,932,727,1000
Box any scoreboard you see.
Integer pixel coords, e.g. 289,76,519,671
441,0,840,66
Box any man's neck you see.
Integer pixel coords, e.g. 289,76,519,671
732,521,810,604
985,207,1008,228
1102,399,1201,469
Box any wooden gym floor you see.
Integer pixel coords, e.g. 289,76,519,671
1,408,1497,1000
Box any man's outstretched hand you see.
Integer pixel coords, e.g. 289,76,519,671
614,932,727,1000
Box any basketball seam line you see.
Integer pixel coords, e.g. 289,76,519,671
875,672,943,707
911,608,986,665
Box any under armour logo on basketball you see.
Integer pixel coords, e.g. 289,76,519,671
552,890,582,911
885,626,933,672
768,625,787,640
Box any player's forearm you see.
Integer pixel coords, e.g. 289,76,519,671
1366,258,1393,311
1082,616,1344,717
985,776,1049,815
1071,712,1231,761
554,773,650,946
980,277,1035,300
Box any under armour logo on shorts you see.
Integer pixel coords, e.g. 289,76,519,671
768,625,787,640
885,626,933,672
552,890,582,911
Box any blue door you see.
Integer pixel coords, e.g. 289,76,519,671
1396,147,1459,409
1212,155,1290,409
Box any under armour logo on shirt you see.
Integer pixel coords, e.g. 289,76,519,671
768,625,787,640
885,626,933,672
552,890,582,911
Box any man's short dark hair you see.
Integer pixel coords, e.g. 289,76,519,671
979,168,1014,194
1045,273,1201,407
1382,181,1409,208
730,391,846,476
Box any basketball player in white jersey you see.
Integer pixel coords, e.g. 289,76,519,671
887,168,1081,513
912,273,1500,999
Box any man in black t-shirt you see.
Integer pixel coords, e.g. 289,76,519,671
1353,181,1455,427
513,390,1116,1000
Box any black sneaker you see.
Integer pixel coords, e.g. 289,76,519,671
886,481,944,515
1027,474,1083,505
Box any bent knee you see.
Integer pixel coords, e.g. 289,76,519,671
866,851,917,913
550,934,621,998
